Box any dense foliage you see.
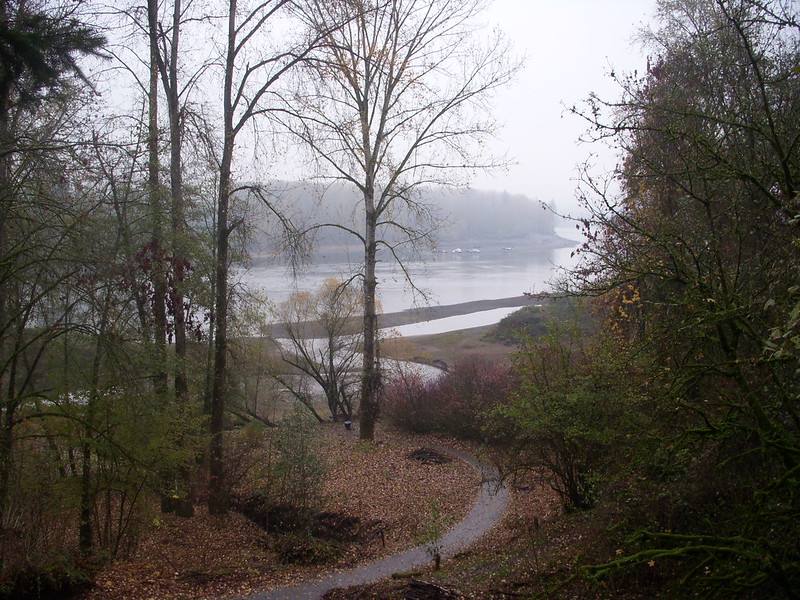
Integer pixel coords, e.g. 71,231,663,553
493,1,800,597
488,297,592,344
0,0,269,593
492,323,646,513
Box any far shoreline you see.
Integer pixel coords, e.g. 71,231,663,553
250,231,579,264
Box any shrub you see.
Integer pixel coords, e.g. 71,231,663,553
383,357,512,440
230,409,325,513
490,305,548,343
382,369,440,434
268,409,325,511
488,298,590,344
0,558,92,600
489,325,644,512
433,357,512,439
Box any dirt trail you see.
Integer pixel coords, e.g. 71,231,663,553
236,447,508,600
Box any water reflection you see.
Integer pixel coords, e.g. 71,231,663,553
246,238,579,316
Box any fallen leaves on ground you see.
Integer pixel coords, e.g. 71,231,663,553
80,426,480,600
318,469,565,600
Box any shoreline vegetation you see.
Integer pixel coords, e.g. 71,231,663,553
379,294,545,329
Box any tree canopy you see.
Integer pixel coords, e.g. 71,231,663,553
553,0,800,595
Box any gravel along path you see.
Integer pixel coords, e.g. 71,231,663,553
237,446,508,600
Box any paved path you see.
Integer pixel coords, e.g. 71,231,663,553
237,447,508,600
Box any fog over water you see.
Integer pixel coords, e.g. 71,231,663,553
245,227,583,329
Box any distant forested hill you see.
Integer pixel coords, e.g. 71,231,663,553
247,182,556,255
430,187,555,242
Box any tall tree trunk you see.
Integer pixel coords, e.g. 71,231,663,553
164,0,188,401
359,197,380,441
0,406,15,527
208,164,231,514
147,0,168,396
79,289,111,555
0,0,14,527
208,0,237,516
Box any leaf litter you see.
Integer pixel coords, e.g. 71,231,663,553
79,426,480,600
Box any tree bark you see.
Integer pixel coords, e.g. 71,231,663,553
163,0,189,402
147,0,168,396
208,0,237,516
359,197,380,441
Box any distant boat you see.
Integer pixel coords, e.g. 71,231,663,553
503,246,512,251
468,248,481,253
452,248,462,253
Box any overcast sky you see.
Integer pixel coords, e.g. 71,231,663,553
473,0,657,213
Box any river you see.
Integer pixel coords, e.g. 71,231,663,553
244,226,582,334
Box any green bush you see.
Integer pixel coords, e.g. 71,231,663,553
268,409,326,511
489,324,644,512
0,559,91,600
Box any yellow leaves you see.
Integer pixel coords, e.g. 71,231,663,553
621,287,641,305
603,284,645,329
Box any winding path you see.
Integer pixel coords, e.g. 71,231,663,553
236,447,508,600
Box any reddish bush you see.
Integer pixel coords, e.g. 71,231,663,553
382,369,440,434
383,357,512,439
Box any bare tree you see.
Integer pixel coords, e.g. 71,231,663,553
150,0,212,402
207,0,345,514
282,0,518,440
272,277,362,422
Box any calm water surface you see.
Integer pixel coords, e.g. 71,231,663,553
245,228,582,323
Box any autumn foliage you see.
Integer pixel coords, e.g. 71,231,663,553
383,357,512,440
526,1,800,597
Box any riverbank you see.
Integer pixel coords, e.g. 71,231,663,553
381,296,546,368
381,323,516,368
378,294,541,329
269,295,544,340
266,295,539,366
378,295,543,367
